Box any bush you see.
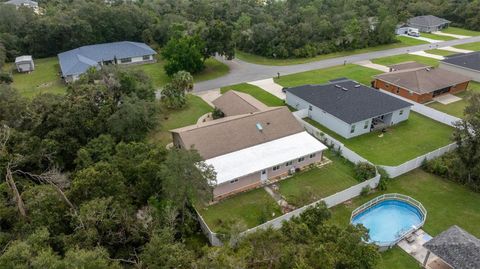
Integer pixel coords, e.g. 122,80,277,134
212,107,224,119
376,167,390,191
354,162,376,182
0,72,13,84
360,186,371,196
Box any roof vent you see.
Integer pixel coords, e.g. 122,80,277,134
342,87,348,91
354,84,361,88
256,123,263,131
335,85,342,88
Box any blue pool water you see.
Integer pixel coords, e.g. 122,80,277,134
351,200,423,245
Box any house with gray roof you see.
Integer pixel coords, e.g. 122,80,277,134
423,225,480,269
285,79,412,139
57,41,156,82
4,0,40,13
440,52,480,82
407,15,450,33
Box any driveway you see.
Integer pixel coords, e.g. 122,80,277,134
408,51,445,60
438,46,473,53
433,31,470,39
247,78,286,100
193,36,480,92
400,34,442,43
355,60,390,72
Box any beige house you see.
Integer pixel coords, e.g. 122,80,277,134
171,91,327,200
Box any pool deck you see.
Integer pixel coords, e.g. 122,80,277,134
397,229,451,269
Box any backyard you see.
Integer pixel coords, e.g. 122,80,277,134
147,94,213,146
234,36,428,66
220,83,284,107
371,54,440,67
275,64,382,87
304,112,454,166
199,150,359,232
328,168,480,268
427,81,480,118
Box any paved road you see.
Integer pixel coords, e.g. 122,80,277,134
194,36,480,92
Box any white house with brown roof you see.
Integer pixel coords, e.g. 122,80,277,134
171,92,327,200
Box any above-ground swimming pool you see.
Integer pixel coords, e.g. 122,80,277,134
350,194,426,249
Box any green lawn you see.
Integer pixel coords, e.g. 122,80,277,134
220,83,284,107
277,151,358,207
275,64,382,87
147,94,213,145
424,49,456,56
329,169,480,268
304,112,453,166
441,26,480,36
454,41,480,51
234,36,428,66
198,188,282,232
4,57,67,98
371,54,440,67
427,81,480,118
420,32,457,41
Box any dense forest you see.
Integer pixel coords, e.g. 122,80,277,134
0,0,479,63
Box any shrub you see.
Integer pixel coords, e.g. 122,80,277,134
0,72,13,84
376,167,390,191
360,186,371,196
212,107,224,119
354,162,376,182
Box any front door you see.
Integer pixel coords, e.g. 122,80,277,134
260,169,268,183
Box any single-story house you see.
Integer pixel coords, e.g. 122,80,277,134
440,52,480,82
14,55,34,73
423,225,480,269
388,61,428,72
212,90,268,117
373,65,471,103
4,0,40,13
57,41,156,82
285,79,412,139
171,104,327,200
407,15,450,33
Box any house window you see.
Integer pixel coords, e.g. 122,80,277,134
143,55,151,61
364,120,369,129
309,105,313,111
120,58,132,63
273,165,280,171
309,153,316,158
285,161,293,166
229,179,239,184
399,110,404,115
261,170,266,175
298,157,305,162
396,88,400,94
385,83,390,88
350,124,356,133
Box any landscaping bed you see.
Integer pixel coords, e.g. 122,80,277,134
304,112,453,166
427,81,480,118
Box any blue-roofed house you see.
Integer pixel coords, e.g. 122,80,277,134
57,41,156,82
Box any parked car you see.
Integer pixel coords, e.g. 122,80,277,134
407,28,420,37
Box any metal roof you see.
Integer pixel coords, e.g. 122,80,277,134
441,51,480,72
57,41,156,77
285,79,412,124
15,55,33,63
424,225,480,269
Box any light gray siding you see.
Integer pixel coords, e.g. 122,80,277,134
439,62,480,83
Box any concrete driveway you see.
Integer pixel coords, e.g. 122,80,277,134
355,60,390,72
400,34,442,43
247,78,286,100
438,46,473,53
408,51,445,60
433,31,470,39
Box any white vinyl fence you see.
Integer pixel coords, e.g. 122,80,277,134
195,208,223,246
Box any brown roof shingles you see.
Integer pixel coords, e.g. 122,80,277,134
374,66,471,94
212,90,269,117
170,107,304,159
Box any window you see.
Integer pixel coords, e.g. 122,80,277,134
120,58,132,63
230,179,239,184
309,105,313,111
298,157,305,162
261,170,266,175
285,161,293,166
364,120,369,129
396,88,400,94
385,83,390,88
273,165,280,171
309,153,316,159
350,124,356,134
143,55,151,61
399,110,404,115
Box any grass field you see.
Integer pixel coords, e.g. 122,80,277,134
424,49,456,56
454,41,480,51
220,83,284,107
329,169,480,268
4,57,67,98
277,151,358,207
420,32,457,41
371,54,440,67
304,112,453,166
147,94,213,145
441,26,480,36
198,188,282,232
234,36,428,66
427,81,480,118
275,64,382,87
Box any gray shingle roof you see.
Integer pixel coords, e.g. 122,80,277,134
5,0,38,7
424,225,480,269
442,51,480,72
407,15,450,27
285,79,412,124
57,41,156,77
